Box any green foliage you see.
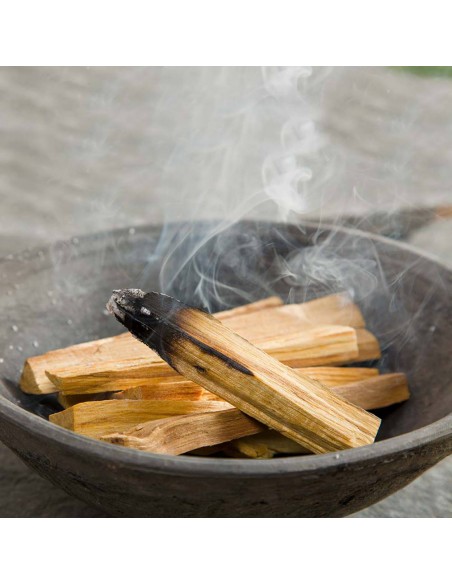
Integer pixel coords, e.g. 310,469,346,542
393,66,452,78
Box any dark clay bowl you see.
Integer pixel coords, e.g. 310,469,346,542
0,221,451,517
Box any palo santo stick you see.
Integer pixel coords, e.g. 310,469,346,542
214,296,282,319
114,367,379,401
49,399,232,439
257,327,360,367
297,366,378,387
223,293,365,342
57,391,115,409
225,430,309,459
334,373,409,410
21,293,365,395
103,409,264,455
356,329,381,361
107,290,380,454
46,325,362,394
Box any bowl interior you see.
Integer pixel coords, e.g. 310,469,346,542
1,221,451,443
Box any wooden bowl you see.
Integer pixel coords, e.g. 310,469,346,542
0,221,451,517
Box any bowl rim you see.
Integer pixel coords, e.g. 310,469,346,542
1,221,451,478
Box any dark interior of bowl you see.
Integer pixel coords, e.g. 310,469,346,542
1,220,451,446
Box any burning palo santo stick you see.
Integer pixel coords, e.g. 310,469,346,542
20,296,281,395
103,409,265,455
45,325,364,395
106,289,380,453
20,292,365,395
49,399,232,439
112,367,379,401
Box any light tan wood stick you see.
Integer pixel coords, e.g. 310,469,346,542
113,367,379,401
20,293,365,395
356,329,381,361
57,392,115,409
45,325,363,394
106,290,380,453
103,409,265,454
334,373,409,410
223,293,365,342
49,399,232,439
296,366,379,387
214,296,282,319
224,430,309,459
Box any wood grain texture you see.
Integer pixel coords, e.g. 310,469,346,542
356,329,381,361
103,409,264,455
57,392,114,409
335,373,409,410
214,296,282,319
49,399,232,439
226,294,365,340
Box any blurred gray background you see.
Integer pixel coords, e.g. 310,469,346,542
0,66,451,517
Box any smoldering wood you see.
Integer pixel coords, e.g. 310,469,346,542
107,289,381,454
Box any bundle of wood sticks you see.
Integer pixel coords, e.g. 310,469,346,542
19,291,410,458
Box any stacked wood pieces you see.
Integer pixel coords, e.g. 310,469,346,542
20,293,410,458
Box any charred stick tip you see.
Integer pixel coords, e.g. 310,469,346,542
106,289,191,367
107,289,189,326
106,289,253,377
